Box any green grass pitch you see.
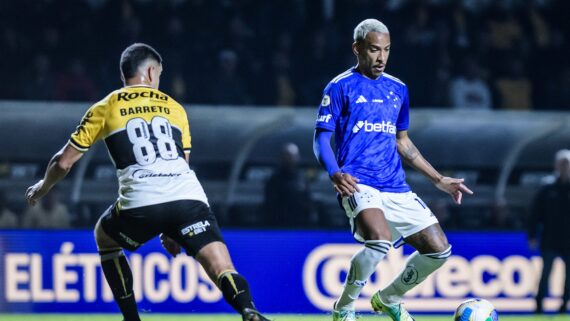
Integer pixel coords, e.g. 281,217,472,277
1,314,570,321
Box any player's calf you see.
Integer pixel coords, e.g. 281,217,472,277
99,248,141,321
335,239,392,311
378,246,452,305
216,270,272,320
218,270,256,312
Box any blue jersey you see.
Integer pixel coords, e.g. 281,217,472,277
315,68,411,193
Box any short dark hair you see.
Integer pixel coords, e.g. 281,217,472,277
120,43,162,80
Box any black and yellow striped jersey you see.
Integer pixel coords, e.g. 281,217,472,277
69,85,208,209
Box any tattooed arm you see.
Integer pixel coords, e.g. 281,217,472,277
396,131,473,204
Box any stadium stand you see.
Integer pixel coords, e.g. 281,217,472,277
1,0,569,109
1,101,568,230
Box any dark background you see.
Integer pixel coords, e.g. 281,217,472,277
2,0,569,109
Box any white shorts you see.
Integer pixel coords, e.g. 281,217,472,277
341,184,439,244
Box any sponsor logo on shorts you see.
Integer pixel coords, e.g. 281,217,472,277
119,232,140,248
181,221,211,237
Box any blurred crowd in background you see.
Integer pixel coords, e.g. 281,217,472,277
2,0,570,110
0,142,539,231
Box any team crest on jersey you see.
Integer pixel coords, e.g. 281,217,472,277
321,95,331,107
181,220,211,237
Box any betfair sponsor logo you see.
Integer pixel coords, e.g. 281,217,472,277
352,120,396,134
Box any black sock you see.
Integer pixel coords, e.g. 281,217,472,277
218,271,256,314
100,249,140,321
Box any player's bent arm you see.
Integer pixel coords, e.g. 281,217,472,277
313,129,360,196
396,130,443,184
397,131,473,204
43,143,85,187
26,143,84,206
313,129,340,177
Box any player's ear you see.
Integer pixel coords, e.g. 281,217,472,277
147,65,154,83
352,42,359,56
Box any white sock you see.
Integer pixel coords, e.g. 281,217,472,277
335,240,392,310
379,246,452,305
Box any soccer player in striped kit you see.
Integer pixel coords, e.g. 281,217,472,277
313,19,473,321
26,43,270,321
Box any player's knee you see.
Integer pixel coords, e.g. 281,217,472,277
428,239,450,254
93,219,102,243
356,219,391,241
209,263,235,282
94,219,119,250
418,234,450,254
195,242,234,281
360,228,391,242
423,245,452,263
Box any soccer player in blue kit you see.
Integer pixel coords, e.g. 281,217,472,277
313,19,474,321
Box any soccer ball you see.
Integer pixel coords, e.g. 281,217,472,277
454,298,498,321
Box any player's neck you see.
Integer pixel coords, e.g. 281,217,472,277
125,78,153,88
355,65,382,80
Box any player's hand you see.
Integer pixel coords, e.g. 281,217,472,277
331,171,360,197
160,234,181,257
435,177,473,205
25,180,49,206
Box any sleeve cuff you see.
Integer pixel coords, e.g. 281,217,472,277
68,138,89,152
315,124,336,131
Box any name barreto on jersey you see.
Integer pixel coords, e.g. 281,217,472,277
119,105,171,116
117,90,171,116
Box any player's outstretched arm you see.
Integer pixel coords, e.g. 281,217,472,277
25,143,84,206
396,130,473,204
